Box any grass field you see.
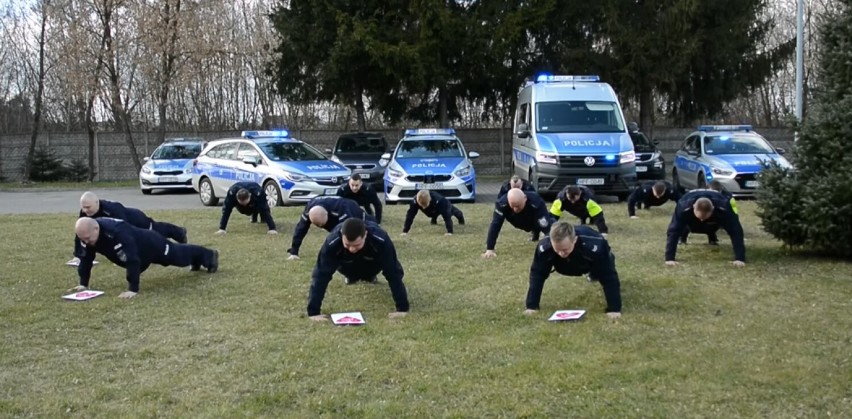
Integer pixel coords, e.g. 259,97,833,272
1,200,849,417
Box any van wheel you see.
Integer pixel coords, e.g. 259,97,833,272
697,174,707,189
528,168,538,190
199,177,219,206
264,180,283,207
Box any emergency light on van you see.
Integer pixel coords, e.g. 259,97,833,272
535,74,601,83
242,130,290,139
697,125,753,132
404,128,456,136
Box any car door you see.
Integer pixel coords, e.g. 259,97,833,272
208,142,239,196
675,135,700,189
234,143,263,184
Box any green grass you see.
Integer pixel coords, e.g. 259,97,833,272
1,201,849,417
0,180,138,190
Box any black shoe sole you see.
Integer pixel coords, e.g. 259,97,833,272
207,250,219,273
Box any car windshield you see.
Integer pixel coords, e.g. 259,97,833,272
259,142,327,161
704,135,775,155
336,137,387,153
152,143,202,159
536,101,625,133
395,139,464,158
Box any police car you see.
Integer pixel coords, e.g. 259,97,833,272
382,128,479,203
139,138,207,194
672,125,792,196
191,130,351,207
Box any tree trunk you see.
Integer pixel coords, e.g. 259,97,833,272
103,3,142,172
157,0,181,143
638,81,654,139
354,85,366,131
438,84,449,128
24,4,49,182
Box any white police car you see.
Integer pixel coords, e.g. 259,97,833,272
382,128,479,203
139,138,206,194
191,130,351,207
672,125,792,196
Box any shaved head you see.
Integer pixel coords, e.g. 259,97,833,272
80,191,100,216
75,217,100,245
507,188,527,213
308,206,329,227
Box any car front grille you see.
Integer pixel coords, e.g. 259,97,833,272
398,189,461,198
313,176,345,187
345,164,377,170
153,170,184,175
406,175,453,183
558,155,620,168
734,173,758,189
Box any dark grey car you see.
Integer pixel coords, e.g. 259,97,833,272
327,132,389,187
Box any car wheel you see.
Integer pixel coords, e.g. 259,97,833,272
697,174,707,189
264,180,283,207
199,177,219,206
672,169,684,193
141,188,152,195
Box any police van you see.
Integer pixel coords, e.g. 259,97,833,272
381,128,479,203
512,75,637,199
191,130,351,207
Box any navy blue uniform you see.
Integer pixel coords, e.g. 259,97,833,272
526,226,622,313
550,186,609,234
77,218,217,292
486,191,553,250
665,190,746,262
627,181,681,216
307,222,409,316
219,182,275,231
497,178,536,199
74,200,186,257
403,191,465,234
288,196,375,256
337,183,383,223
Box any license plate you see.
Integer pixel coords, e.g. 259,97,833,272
324,188,338,195
635,166,648,172
159,176,177,183
416,183,443,190
359,173,370,179
577,178,604,186
745,180,759,188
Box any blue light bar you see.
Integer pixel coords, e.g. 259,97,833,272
404,128,456,136
604,154,616,161
242,130,289,139
697,125,752,132
535,74,600,83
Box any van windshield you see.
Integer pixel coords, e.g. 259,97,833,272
536,101,625,133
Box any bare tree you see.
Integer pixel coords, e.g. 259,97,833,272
22,1,51,181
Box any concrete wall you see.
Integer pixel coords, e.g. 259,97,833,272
0,127,795,181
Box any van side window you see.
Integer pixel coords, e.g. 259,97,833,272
517,103,529,129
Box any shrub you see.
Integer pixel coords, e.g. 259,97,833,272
63,158,90,182
28,146,67,182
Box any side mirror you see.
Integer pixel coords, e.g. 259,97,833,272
516,123,530,139
687,150,699,157
242,156,261,166
325,148,332,154
776,147,786,155
468,151,480,159
378,152,391,167
380,153,391,160
143,156,150,162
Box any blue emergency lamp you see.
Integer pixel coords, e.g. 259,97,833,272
404,128,456,136
242,130,290,139
535,74,601,83
697,125,752,132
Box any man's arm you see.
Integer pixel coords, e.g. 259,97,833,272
440,201,454,234
287,214,311,256
255,196,276,231
590,250,622,313
76,245,97,288
368,188,383,224
485,206,506,250
380,240,409,312
402,203,418,233
219,195,235,230
549,199,564,218
665,211,685,261
627,188,642,217
306,247,341,316
115,228,143,292
723,213,747,262
525,247,553,310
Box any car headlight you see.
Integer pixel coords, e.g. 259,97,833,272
455,165,471,177
387,168,403,179
282,172,308,182
712,167,734,176
141,166,152,174
536,152,558,165
619,151,635,164
378,158,389,167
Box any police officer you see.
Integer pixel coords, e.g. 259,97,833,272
524,222,622,319
336,173,383,223
665,190,746,266
216,182,277,235
627,180,681,218
680,181,739,244
306,218,409,321
71,217,219,299
497,175,536,200
402,190,465,236
68,191,187,265
482,189,553,259
550,185,609,236
287,196,375,260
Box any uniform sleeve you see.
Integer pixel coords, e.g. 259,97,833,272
627,188,642,216
402,203,418,233
549,198,564,218
76,244,97,288
115,229,143,292
586,200,603,217
525,246,553,310
73,234,85,258
335,186,346,198
368,188,383,224
722,212,746,262
537,206,554,236
306,245,341,316
497,183,509,199
255,195,276,230
288,213,311,256
669,187,682,202
108,202,130,222
439,200,454,234
485,205,507,250
665,210,686,261
380,239,409,312
590,249,622,313
219,194,235,230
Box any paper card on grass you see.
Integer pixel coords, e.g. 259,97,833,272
66,260,98,267
62,290,105,301
548,310,586,322
331,312,366,326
